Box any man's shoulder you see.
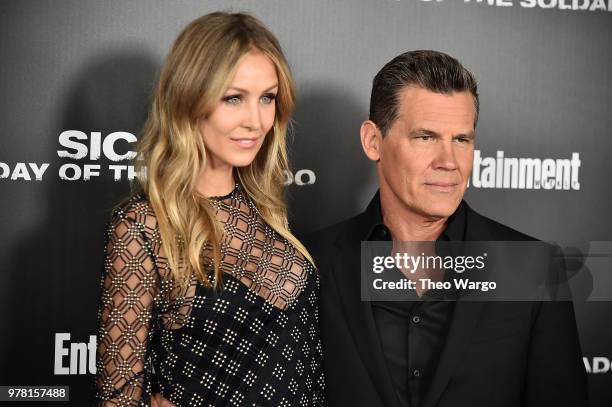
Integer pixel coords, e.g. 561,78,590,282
301,212,366,255
300,201,539,262
464,202,538,242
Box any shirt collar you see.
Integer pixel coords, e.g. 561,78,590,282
363,190,467,242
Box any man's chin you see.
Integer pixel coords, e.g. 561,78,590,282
419,200,461,219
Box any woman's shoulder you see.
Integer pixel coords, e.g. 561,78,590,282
108,192,159,234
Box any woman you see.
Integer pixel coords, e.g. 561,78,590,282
95,12,324,406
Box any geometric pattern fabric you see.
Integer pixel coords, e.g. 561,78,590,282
96,185,324,405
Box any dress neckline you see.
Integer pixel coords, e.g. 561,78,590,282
206,183,240,201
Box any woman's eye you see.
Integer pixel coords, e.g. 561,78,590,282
223,95,242,105
260,94,276,104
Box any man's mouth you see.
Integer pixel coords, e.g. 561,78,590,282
424,182,458,193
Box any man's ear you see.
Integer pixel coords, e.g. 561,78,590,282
360,120,382,161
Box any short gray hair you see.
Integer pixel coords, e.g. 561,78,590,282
369,50,479,135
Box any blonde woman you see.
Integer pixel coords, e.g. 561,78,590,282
95,12,324,406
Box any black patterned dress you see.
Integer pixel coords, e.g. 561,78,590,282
95,184,324,406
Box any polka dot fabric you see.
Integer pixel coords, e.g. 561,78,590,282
95,185,324,406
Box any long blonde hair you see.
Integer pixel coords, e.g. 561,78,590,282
136,12,312,287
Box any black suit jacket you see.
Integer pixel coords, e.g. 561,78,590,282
304,197,588,407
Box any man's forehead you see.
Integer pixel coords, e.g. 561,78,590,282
396,86,476,130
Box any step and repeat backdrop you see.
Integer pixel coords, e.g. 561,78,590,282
1,0,611,405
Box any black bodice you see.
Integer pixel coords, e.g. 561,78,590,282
95,185,324,406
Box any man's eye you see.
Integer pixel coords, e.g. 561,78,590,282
260,94,276,104
223,95,242,105
456,137,472,144
418,136,433,141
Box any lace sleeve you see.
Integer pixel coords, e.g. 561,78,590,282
95,202,160,406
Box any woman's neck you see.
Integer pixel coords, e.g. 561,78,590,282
196,161,235,198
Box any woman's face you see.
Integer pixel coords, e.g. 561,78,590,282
199,50,278,171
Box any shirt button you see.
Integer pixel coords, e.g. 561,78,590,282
413,369,421,377
412,315,421,324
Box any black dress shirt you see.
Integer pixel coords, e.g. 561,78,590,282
367,195,466,407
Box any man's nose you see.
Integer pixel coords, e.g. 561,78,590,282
432,140,458,170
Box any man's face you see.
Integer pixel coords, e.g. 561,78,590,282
377,86,476,219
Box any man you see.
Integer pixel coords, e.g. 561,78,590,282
305,50,588,407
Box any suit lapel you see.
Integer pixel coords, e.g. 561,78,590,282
331,238,401,407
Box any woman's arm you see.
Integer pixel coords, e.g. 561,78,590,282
95,207,159,406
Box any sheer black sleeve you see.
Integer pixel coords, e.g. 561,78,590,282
95,200,160,406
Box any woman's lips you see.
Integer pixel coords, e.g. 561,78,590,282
231,137,259,148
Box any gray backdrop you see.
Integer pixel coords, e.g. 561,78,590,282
1,0,610,405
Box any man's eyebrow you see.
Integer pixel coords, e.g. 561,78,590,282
410,128,441,137
454,132,476,139
225,84,279,93
409,129,476,139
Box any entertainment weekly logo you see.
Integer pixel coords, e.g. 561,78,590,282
53,333,610,376
54,333,96,375
469,150,581,190
418,0,612,13
0,130,315,186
